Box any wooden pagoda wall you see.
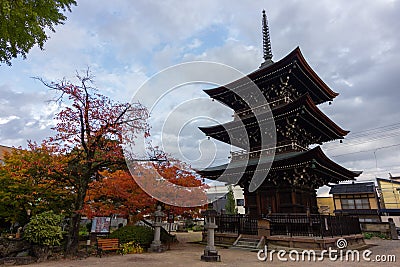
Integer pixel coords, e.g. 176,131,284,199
244,184,318,216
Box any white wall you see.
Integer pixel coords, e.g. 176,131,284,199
381,216,400,227
206,184,245,214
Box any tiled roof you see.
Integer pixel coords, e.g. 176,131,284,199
329,182,375,194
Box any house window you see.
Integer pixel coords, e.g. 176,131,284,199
355,198,370,209
341,198,370,209
319,205,330,213
359,218,380,223
236,199,244,206
341,199,355,209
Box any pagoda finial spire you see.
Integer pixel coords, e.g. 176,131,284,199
260,10,274,68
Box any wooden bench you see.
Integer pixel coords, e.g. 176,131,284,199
96,238,120,257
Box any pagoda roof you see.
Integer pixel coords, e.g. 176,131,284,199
199,94,349,149
197,146,360,184
204,47,338,111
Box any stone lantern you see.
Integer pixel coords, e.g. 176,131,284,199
201,209,220,262
150,205,165,252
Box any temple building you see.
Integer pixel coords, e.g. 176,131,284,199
198,11,361,217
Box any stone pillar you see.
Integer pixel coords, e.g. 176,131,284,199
150,205,165,252
201,209,220,262
388,218,399,240
258,219,271,237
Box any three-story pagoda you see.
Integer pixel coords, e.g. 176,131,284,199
197,11,360,216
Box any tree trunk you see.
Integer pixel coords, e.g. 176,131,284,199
31,244,50,262
65,184,87,256
65,212,81,256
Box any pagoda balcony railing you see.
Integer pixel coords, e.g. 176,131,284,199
234,96,294,119
230,141,307,161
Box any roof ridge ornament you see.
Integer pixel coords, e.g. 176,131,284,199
260,10,274,69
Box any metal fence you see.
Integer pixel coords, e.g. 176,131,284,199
265,214,361,238
215,214,258,235
211,214,361,238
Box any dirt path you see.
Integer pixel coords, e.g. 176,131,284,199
15,233,398,267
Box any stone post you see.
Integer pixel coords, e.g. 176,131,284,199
258,219,271,237
150,205,165,252
201,209,220,262
388,218,399,240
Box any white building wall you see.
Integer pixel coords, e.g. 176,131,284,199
206,184,245,214
381,216,400,227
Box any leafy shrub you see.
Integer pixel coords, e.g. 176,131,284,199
119,241,144,254
192,225,204,232
363,232,388,239
24,211,64,246
109,225,154,247
79,224,89,235
363,232,373,239
110,225,175,247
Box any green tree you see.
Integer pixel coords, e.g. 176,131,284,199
0,143,72,226
0,0,77,66
225,185,237,214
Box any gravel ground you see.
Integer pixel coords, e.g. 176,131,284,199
15,233,399,267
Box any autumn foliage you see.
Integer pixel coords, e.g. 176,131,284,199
82,170,157,221
81,160,207,223
0,142,71,225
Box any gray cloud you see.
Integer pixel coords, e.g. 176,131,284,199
0,85,57,147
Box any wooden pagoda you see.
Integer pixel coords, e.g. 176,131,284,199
197,11,360,216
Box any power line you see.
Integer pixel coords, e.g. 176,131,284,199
324,123,400,150
346,127,400,141
325,131,400,151
347,122,400,137
330,143,400,158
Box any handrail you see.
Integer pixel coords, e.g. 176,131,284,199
230,141,307,160
234,96,294,118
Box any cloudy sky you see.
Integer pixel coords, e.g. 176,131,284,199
1,0,400,188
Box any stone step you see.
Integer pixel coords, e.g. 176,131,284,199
232,236,264,250
239,238,260,242
236,241,259,247
235,244,258,249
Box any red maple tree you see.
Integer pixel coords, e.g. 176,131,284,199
36,70,149,255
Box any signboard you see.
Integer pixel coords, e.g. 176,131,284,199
91,217,111,233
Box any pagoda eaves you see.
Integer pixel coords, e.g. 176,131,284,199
204,47,338,112
199,93,349,150
197,146,360,187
